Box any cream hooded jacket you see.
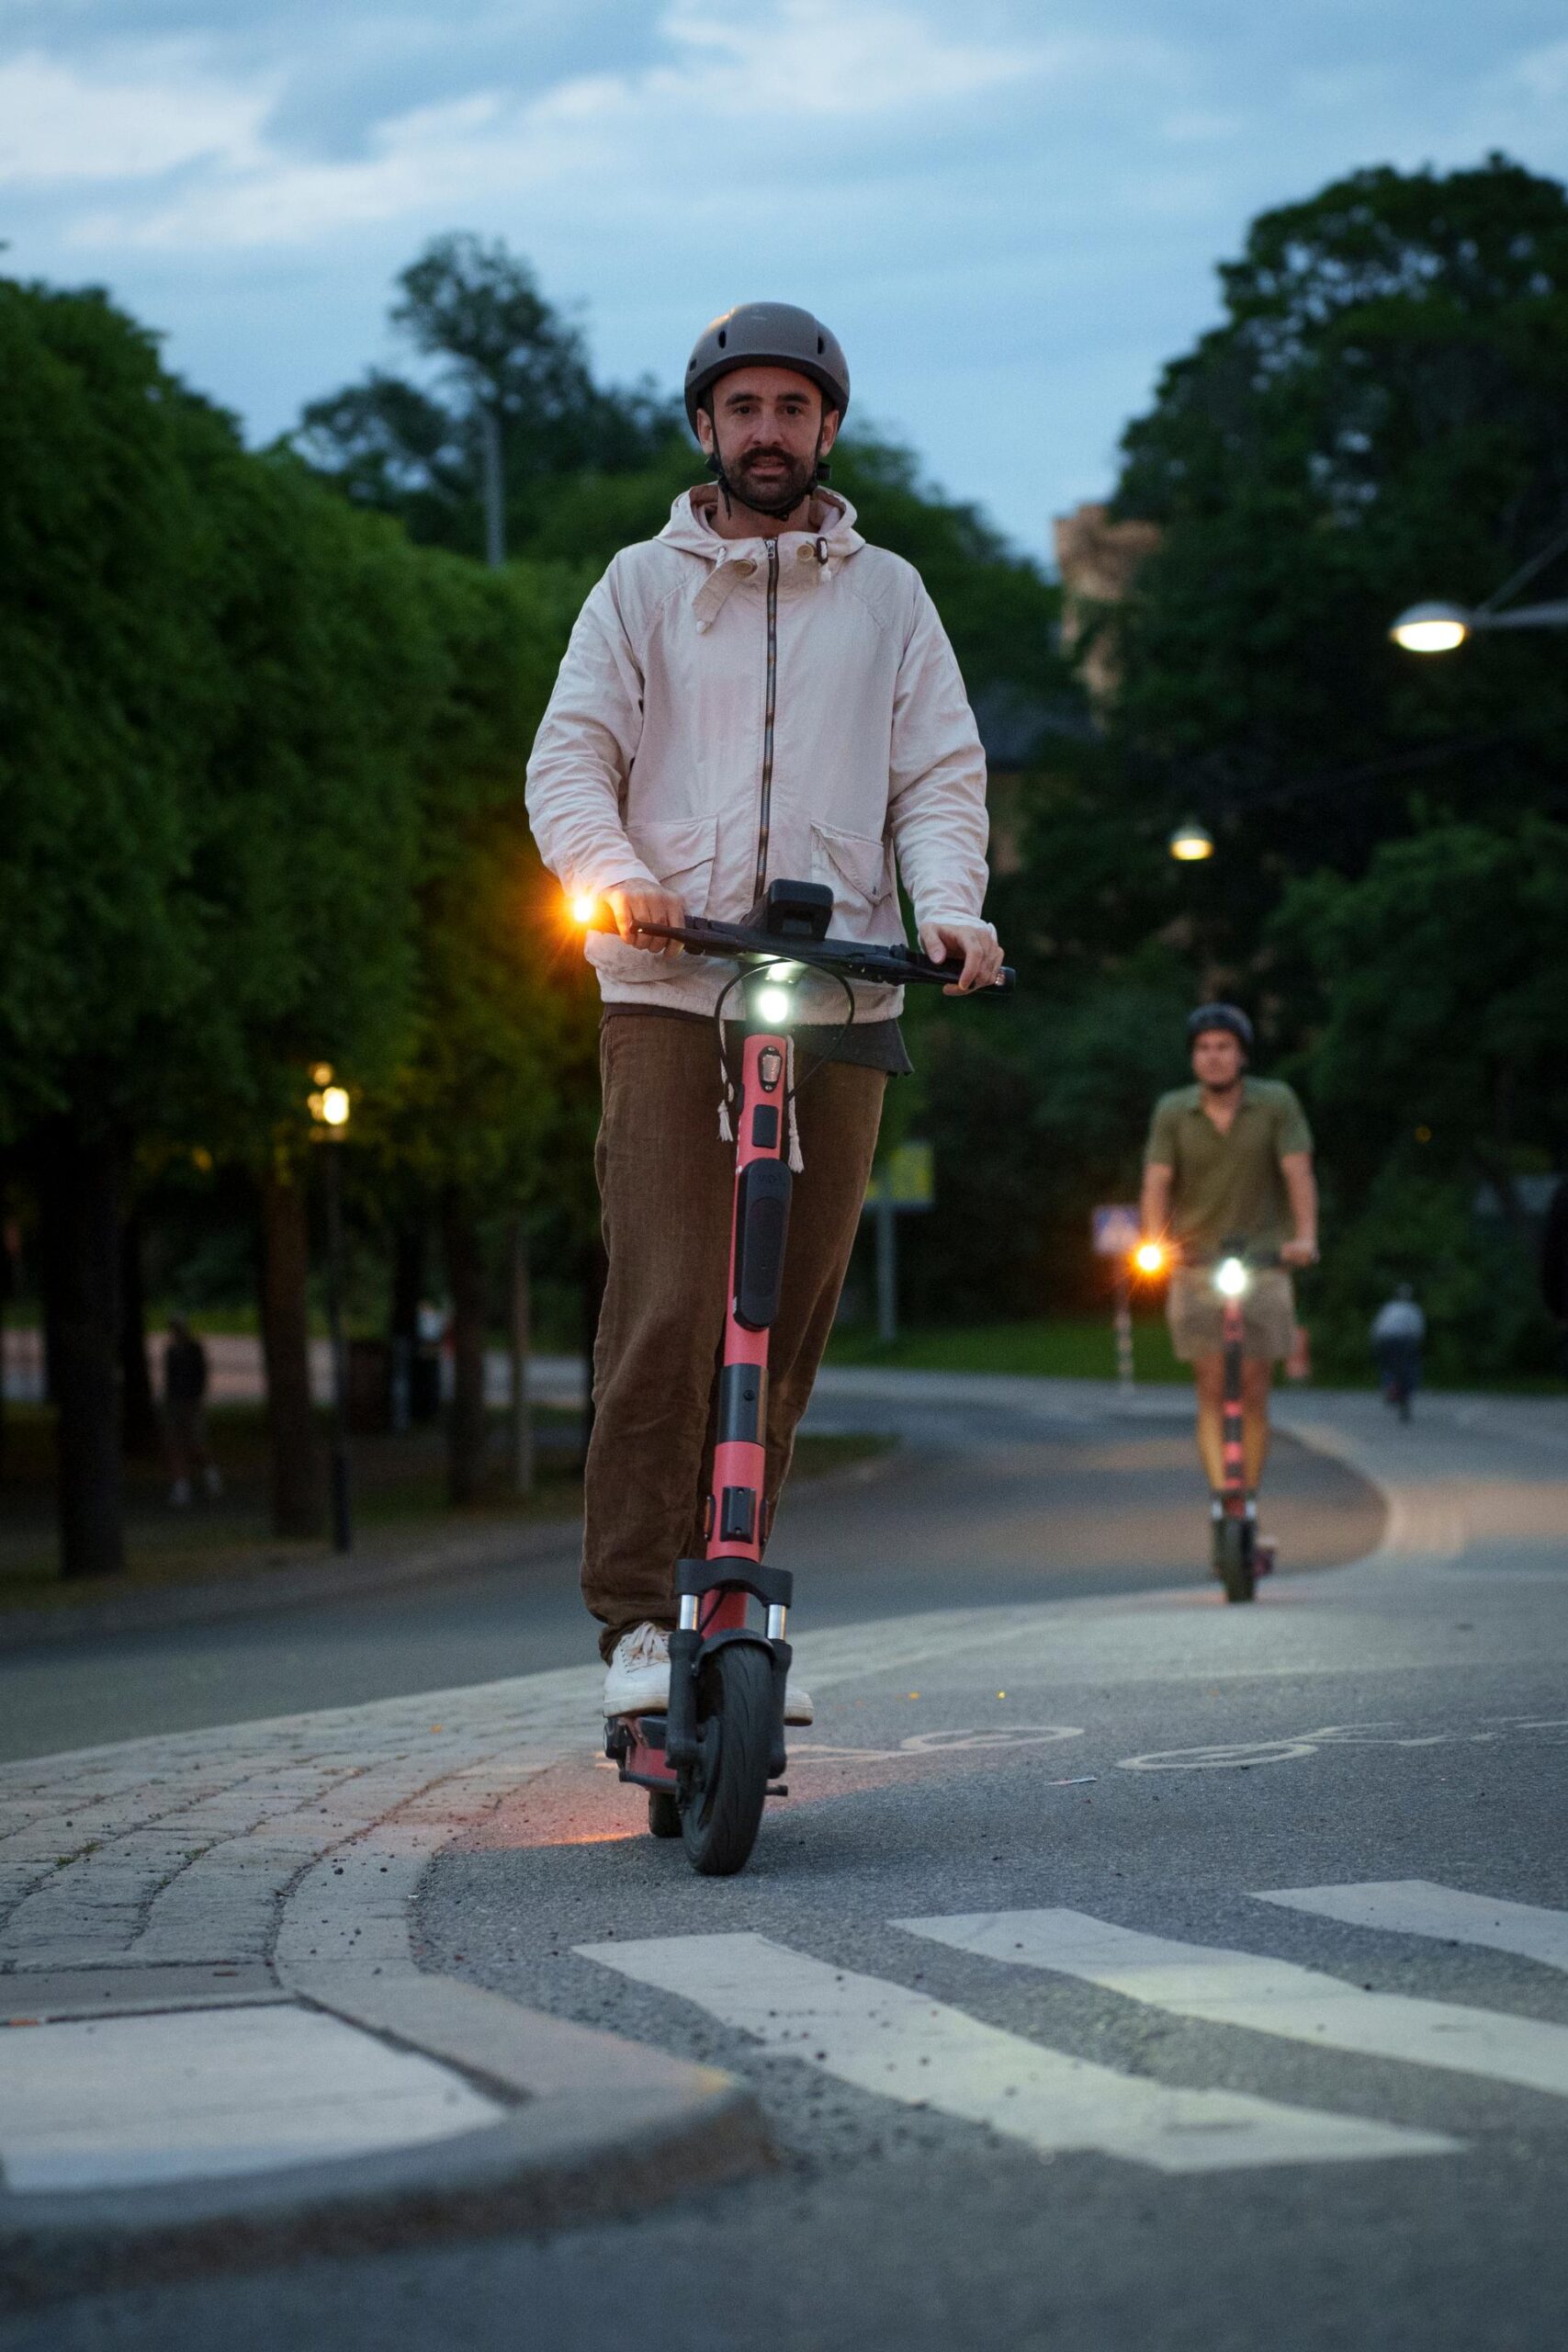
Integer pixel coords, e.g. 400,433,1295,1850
525,485,993,1021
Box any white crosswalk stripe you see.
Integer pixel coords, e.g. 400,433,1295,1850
1255,1882,1568,1974
897,1909,1568,2101
578,1930,1454,2174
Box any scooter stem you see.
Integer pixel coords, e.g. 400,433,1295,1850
701,1020,791,1636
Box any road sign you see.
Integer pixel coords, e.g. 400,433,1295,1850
865,1141,934,1211
1091,1204,1141,1258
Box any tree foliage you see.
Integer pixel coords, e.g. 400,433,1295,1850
296,233,681,560
1109,155,1568,876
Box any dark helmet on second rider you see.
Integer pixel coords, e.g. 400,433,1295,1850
1187,1002,1254,1053
683,302,851,437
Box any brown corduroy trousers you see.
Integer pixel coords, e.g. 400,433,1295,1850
583,1012,886,1659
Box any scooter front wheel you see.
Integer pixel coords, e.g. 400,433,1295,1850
1217,1516,1256,1604
681,1642,773,1877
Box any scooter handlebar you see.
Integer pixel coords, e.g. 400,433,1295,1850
618,912,1015,995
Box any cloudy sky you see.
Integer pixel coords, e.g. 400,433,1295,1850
4,2,1566,551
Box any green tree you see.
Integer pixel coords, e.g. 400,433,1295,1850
1,273,441,1565
296,233,681,563
1106,156,1568,888
1,278,231,1575
186,447,438,1533
354,553,596,1502
1272,815,1568,1206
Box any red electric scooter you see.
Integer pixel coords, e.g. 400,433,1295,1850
600,878,1013,1875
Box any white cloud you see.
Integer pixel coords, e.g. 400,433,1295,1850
57,1,1174,252
0,47,273,187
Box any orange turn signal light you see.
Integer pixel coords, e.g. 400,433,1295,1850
567,892,601,928
1132,1241,1168,1276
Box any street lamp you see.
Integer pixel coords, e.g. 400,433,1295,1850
1389,601,1472,654
1168,816,1214,863
1391,523,1568,653
307,1063,353,1555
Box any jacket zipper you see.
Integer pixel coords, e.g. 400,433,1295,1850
752,538,779,902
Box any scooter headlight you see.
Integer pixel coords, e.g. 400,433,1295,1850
755,984,795,1026
1214,1256,1249,1299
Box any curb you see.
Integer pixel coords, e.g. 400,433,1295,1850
0,1969,769,2308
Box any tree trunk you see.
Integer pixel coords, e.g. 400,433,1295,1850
259,1162,322,1538
118,1212,162,1459
443,1193,488,1506
389,1221,424,1432
37,1116,125,1580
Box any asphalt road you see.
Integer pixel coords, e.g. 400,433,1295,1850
8,1384,1567,2352
0,1385,1377,1762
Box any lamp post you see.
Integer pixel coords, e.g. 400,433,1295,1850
307,1065,353,1555
1391,523,1568,653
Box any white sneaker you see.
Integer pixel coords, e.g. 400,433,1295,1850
602,1622,815,1724
603,1623,671,1716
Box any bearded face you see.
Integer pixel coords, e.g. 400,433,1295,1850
699,366,840,525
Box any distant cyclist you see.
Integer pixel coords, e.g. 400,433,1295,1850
1371,1283,1425,1420
1139,1005,1317,1553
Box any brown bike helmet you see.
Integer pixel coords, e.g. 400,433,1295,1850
683,302,851,436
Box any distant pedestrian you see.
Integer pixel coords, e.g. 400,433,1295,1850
164,1316,221,1504
1371,1284,1425,1421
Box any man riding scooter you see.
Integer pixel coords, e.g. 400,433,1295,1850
525,302,1004,1722
1140,1005,1318,1577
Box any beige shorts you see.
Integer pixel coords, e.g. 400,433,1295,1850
1168,1265,1296,1364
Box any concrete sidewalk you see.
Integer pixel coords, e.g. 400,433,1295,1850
0,1664,763,2301
2,1379,1560,2303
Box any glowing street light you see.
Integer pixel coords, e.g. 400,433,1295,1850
1391,525,1568,655
1132,1240,1168,1277
1168,816,1213,863
1389,602,1471,654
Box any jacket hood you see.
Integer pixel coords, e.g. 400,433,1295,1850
658,483,863,562
658,484,864,631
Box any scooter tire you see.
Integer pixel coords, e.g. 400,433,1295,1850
1218,1517,1256,1604
681,1642,773,1878
648,1790,682,1838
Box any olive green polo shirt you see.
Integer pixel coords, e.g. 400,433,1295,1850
1145,1078,1313,1260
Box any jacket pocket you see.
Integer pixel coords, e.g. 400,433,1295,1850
627,813,718,910
809,819,898,941
586,814,717,986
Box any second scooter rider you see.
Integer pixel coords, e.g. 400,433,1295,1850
525,301,1004,1720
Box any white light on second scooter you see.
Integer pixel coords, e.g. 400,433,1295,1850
756,985,795,1025
1215,1257,1249,1299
